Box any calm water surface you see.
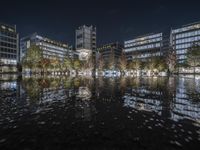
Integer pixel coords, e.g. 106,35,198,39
0,75,200,149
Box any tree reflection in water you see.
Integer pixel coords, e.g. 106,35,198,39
0,75,200,149
8,76,200,122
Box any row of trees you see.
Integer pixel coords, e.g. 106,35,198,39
21,43,200,75
98,50,172,72
21,45,90,74
119,55,169,75
21,46,172,74
97,43,200,74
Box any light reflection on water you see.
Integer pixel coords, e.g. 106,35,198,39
0,75,200,149
123,77,200,123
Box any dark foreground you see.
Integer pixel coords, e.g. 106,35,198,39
0,75,200,149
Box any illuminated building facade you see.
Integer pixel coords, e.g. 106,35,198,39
124,33,164,61
171,22,200,63
75,25,96,51
97,42,123,61
0,23,19,73
75,25,97,70
20,33,72,61
124,21,200,64
97,42,123,68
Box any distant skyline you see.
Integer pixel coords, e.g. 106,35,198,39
1,0,200,46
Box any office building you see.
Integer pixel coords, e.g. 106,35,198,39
97,42,123,66
171,22,200,63
20,33,72,61
124,33,164,62
0,23,19,73
75,25,96,51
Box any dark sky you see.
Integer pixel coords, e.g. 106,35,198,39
1,0,200,46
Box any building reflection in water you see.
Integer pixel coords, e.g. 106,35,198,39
1,75,200,149
123,77,165,114
77,87,91,100
172,77,200,122
20,76,96,121
0,75,200,124
123,76,200,123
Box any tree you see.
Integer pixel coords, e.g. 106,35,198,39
108,48,115,70
131,59,141,75
118,51,127,72
85,56,94,71
50,55,60,72
127,61,132,70
186,43,200,74
73,59,81,71
98,53,105,71
156,58,167,72
39,58,50,74
134,59,141,71
127,57,141,76
166,48,177,73
22,44,43,73
148,58,156,72
146,57,158,75
63,57,72,72
22,56,33,71
143,62,149,71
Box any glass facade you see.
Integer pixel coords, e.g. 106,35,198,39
20,33,71,61
75,25,96,51
124,33,163,61
0,23,19,73
171,22,200,63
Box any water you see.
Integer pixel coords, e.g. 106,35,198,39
0,75,200,149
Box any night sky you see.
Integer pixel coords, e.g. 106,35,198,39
1,0,200,46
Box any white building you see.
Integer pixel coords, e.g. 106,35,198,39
20,33,72,61
171,22,200,63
